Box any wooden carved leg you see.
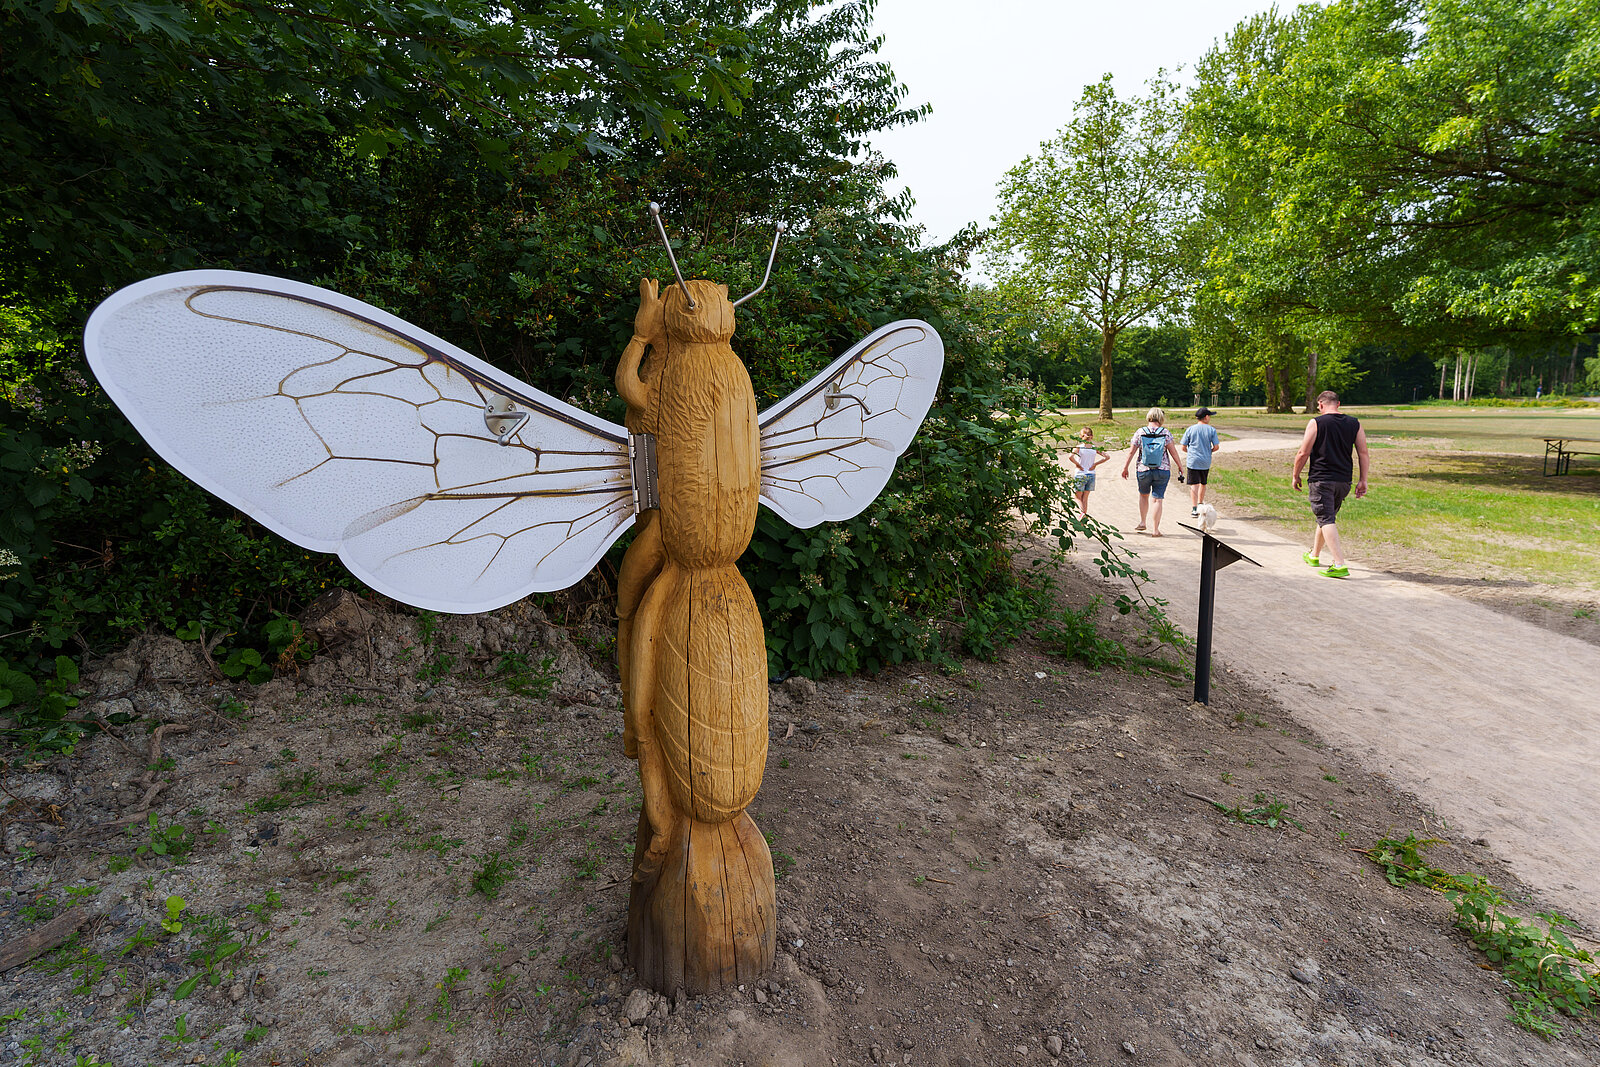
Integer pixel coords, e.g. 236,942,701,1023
628,809,776,997
616,511,664,760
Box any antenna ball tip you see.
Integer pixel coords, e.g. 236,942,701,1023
648,202,661,215
777,222,789,233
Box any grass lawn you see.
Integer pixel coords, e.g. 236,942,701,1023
1048,402,1600,594
1049,401,1600,457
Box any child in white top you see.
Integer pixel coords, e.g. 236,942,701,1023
1068,427,1109,516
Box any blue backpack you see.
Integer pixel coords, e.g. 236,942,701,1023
1138,429,1167,467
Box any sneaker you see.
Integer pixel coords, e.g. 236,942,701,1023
1320,564,1349,579
1190,507,1199,517
1302,553,1320,567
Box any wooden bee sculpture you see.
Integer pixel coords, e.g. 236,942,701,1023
83,204,944,994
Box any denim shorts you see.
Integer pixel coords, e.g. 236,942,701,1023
1136,468,1170,499
1073,472,1096,493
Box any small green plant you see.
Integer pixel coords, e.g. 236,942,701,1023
1037,595,1128,669
245,887,284,922
120,924,160,955
134,812,194,862
175,934,243,1000
1210,792,1304,831
159,1013,196,1045
162,895,187,934
429,965,471,1021
568,846,601,882
495,651,559,698
1364,834,1600,1038
220,646,271,684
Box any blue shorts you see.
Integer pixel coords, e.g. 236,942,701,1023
1074,472,1096,493
1136,468,1170,499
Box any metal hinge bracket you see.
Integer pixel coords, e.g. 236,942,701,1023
629,433,659,513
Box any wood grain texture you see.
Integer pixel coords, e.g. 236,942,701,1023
653,565,767,823
618,278,776,994
627,809,777,996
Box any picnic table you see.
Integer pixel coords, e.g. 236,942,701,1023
1543,437,1600,476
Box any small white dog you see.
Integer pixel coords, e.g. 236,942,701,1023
1196,503,1218,532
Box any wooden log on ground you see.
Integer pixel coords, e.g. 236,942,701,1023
0,908,90,975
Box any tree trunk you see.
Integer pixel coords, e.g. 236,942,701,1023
1303,348,1320,413
1264,366,1279,413
1097,328,1117,421
1439,360,1447,399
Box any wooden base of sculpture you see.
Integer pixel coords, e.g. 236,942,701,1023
627,810,776,995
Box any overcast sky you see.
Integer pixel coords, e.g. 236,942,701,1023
866,0,1275,250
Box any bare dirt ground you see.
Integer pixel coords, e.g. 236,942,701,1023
4,548,1599,1066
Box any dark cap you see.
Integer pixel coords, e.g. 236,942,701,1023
1196,407,1216,418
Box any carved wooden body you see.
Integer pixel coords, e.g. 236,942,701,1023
615,279,776,994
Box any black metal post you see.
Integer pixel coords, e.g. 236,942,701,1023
1179,523,1261,706
1195,536,1218,705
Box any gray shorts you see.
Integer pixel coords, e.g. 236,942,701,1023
1308,481,1351,526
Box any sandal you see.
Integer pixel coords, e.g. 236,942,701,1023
1135,524,1146,532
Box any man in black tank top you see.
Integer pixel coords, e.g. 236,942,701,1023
1291,390,1371,578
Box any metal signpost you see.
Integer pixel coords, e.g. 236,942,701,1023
1178,523,1261,705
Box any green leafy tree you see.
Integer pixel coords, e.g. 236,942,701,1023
1,0,750,301
989,73,1202,419
1185,0,1600,406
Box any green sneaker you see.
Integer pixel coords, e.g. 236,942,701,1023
1320,564,1349,579
1302,553,1320,567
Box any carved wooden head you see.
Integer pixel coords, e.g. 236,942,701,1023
664,281,734,343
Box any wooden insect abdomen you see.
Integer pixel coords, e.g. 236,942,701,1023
652,563,768,823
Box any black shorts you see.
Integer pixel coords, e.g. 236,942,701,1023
1187,467,1210,485
1308,481,1351,526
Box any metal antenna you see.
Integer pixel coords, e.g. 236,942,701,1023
732,222,789,308
648,202,695,309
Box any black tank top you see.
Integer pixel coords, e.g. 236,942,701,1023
1309,412,1359,482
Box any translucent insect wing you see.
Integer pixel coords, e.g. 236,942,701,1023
84,270,635,614
757,320,944,528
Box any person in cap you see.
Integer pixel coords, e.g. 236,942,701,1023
1179,407,1221,517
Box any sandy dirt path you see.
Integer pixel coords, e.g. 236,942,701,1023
1068,429,1600,931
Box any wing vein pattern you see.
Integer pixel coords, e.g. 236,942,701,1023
757,320,943,528
84,270,634,613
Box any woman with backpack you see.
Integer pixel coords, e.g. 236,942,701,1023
1120,407,1186,536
